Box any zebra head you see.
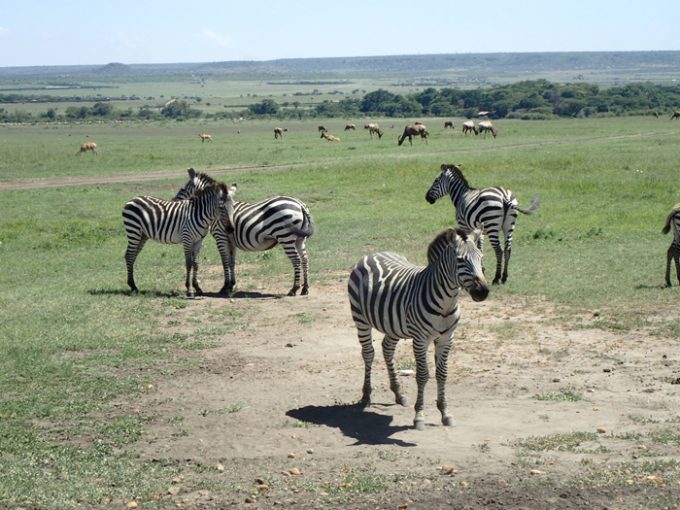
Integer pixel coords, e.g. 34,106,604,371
428,227,489,302
216,182,236,233
425,164,467,204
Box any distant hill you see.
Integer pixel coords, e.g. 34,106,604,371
1,51,679,86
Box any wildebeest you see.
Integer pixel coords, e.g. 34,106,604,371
318,125,327,133
274,127,288,139
364,123,383,139
320,131,341,142
344,123,356,131
197,132,212,142
398,124,429,146
478,120,497,138
76,142,97,155
444,121,455,129
662,203,680,287
462,121,478,135
670,111,680,120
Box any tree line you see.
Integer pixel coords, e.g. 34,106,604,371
2,80,680,123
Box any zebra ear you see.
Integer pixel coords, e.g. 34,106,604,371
440,164,449,171
229,183,238,195
187,168,196,178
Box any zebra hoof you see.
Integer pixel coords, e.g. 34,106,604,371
287,288,299,297
492,278,501,285
442,416,456,427
301,286,309,296
414,419,425,431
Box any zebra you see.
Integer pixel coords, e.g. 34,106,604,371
347,227,489,430
425,163,539,285
122,181,235,297
174,169,315,296
662,203,680,287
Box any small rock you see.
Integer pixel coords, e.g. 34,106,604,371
552,378,560,383
168,486,181,496
285,343,294,348
171,476,183,484
126,502,138,510
288,467,302,476
398,504,409,509
529,469,543,475
399,369,414,376
245,496,257,503
258,483,269,491
215,463,225,472
287,452,296,459
596,427,607,434
306,448,314,454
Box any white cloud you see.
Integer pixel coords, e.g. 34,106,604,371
0,26,9,36
202,29,231,48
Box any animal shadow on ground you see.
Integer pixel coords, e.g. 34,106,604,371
286,403,416,447
88,288,183,298
203,290,281,300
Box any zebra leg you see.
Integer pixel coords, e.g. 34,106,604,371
211,227,234,295
501,243,512,284
665,245,673,287
381,336,408,406
413,337,430,430
298,237,311,296
191,239,204,296
673,245,680,286
124,236,147,293
489,236,503,284
434,336,455,427
356,323,375,406
284,241,302,296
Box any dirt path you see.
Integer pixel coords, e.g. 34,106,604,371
108,275,680,509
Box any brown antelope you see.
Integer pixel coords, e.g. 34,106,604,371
274,127,288,139
662,203,680,287
344,123,356,131
76,142,97,155
320,131,340,142
478,120,498,138
462,120,478,135
444,121,455,129
670,110,680,120
197,132,212,142
364,123,383,139
398,124,429,146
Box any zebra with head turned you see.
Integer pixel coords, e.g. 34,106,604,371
425,163,539,285
348,227,489,430
122,181,235,297
662,203,680,287
174,169,315,296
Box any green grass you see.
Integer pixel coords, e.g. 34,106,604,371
1,114,680,507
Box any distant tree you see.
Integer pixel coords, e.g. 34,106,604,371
360,89,398,113
248,99,279,115
161,100,201,119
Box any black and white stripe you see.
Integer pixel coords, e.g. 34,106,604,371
122,182,234,296
425,163,539,285
662,203,680,287
347,227,489,430
175,169,315,296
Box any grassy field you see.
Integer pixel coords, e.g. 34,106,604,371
1,115,679,508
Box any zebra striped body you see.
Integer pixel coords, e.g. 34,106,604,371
175,169,314,296
122,182,234,296
426,163,539,284
662,203,680,287
348,228,489,430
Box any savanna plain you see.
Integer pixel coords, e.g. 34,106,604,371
1,114,680,510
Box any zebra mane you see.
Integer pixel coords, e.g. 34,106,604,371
441,163,475,190
174,168,217,200
187,182,225,201
426,226,480,265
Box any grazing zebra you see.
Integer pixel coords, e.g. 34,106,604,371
348,227,489,430
662,203,680,287
425,164,539,285
175,169,315,296
122,182,235,297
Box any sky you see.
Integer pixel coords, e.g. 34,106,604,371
1,1,678,67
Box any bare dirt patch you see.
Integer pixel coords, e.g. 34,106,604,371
104,274,680,509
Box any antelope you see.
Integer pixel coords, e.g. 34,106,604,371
444,121,455,129
364,123,383,139
478,120,498,138
320,131,340,142
462,121,478,135
670,111,680,120
274,127,288,139
344,123,356,131
197,132,212,142
76,142,97,155
398,124,429,146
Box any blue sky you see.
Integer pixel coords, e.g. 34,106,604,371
1,1,678,67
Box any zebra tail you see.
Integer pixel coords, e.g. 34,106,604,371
662,212,672,235
296,207,315,237
516,197,540,215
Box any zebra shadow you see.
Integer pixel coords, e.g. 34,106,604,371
286,403,416,447
203,290,281,300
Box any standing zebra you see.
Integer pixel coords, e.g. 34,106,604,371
122,182,234,297
425,164,539,285
174,169,315,296
348,227,489,430
662,203,680,287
